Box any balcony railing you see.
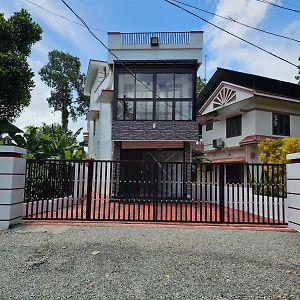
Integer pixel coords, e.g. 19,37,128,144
121,32,190,45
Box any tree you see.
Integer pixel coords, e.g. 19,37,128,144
258,137,300,164
39,50,89,132
9,124,86,159
296,57,300,84
0,9,42,124
196,76,205,96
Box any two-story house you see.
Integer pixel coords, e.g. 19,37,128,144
83,31,203,199
198,68,300,181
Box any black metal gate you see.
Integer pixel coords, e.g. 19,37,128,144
24,159,287,224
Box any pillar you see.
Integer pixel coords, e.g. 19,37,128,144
0,146,26,230
286,153,300,232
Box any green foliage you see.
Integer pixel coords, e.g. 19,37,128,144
296,57,300,84
9,123,86,159
256,138,300,197
196,77,206,110
39,50,89,131
0,9,42,122
258,137,300,164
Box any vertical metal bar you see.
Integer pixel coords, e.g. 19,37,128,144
282,165,286,224
256,164,260,223
98,161,103,220
246,165,250,223
219,164,225,223
93,161,98,220
103,161,108,220
209,165,213,222
267,164,270,223
86,160,94,221
272,164,275,223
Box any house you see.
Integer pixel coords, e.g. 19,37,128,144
83,31,203,199
198,68,300,172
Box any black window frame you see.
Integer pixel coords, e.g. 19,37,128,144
226,115,242,138
114,64,196,122
206,122,213,131
272,113,290,136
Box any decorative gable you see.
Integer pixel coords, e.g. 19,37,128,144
212,87,236,109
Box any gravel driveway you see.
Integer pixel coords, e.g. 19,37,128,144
0,224,299,300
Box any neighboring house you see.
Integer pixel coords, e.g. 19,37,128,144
198,68,300,171
84,31,203,162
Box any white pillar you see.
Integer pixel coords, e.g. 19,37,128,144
0,146,26,230
286,152,300,232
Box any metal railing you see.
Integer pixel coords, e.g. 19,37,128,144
24,159,287,224
121,32,190,45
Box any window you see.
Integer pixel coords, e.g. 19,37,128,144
118,74,135,98
175,74,192,98
273,113,290,136
226,115,242,138
135,74,153,98
156,74,174,98
226,165,244,184
206,123,213,131
156,101,173,120
116,71,193,121
136,102,153,120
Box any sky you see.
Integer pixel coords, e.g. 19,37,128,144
1,0,300,137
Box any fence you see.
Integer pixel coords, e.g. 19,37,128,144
23,159,287,224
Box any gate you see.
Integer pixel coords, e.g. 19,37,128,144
24,159,287,224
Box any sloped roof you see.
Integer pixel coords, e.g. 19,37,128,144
0,120,23,134
198,68,300,109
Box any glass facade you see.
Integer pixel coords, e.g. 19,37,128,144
116,71,194,121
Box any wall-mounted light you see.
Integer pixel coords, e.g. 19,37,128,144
150,36,159,46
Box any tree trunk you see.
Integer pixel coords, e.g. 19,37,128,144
61,105,69,132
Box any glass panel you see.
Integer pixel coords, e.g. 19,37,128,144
136,101,153,120
175,74,193,98
118,73,135,98
156,74,174,98
156,101,172,120
117,101,124,120
136,74,153,98
124,101,134,120
175,101,192,120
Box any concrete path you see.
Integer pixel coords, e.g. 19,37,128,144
0,224,299,299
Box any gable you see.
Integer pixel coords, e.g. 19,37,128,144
199,81,254,115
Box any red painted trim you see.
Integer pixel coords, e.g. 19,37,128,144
0,152,22,158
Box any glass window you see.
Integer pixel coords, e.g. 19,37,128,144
175,74,192,98
124,101,134,120
118,74,135,98
273,113,290,136
206,122,213,131
175,101,192,120
136,74,153,98
117,102,124,120
156,74,174,98
136,101,153,120
156,101,172,120
226,115,242,138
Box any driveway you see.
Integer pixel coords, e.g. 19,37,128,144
0,224,299,300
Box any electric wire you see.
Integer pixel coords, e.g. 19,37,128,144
60,0,193,121
22,0,107,33
170,0,300,43
255,0,300,14
165,0,298,68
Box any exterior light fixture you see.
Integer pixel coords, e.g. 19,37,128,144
150,36,159,46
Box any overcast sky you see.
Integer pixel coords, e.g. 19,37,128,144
2,0,300,136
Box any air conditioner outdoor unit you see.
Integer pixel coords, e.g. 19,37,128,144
213,138,224,149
